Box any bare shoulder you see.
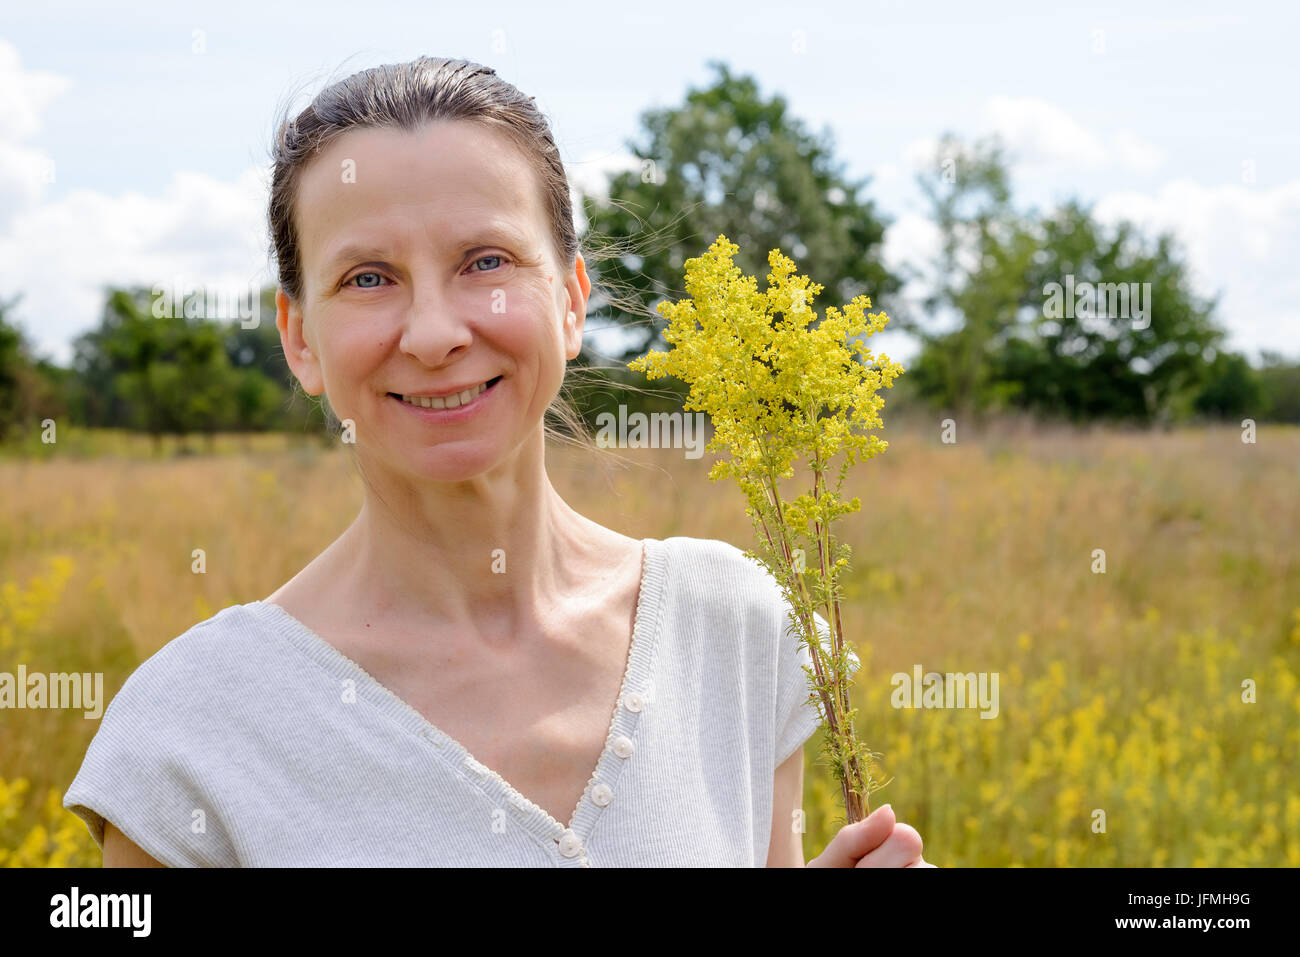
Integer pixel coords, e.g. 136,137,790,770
262,538,345,623
102,821,167,868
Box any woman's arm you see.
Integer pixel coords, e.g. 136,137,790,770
766,747,806,866
103,820,167,868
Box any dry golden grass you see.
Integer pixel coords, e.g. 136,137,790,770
2,420,1297,865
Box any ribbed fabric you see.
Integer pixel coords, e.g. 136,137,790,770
63,535,857,867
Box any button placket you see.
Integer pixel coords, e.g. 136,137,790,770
564,683,650,852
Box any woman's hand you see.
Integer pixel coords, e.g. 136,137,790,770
806,804,936,867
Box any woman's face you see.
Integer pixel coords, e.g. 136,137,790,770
279,120,587,483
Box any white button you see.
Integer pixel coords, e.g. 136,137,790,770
623,690,645,713
557,830,582,858
591,783,613,807
611,735,635,759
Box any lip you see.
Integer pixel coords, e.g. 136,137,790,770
388,376,502,421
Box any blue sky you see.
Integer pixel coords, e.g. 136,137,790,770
2,0,1296,366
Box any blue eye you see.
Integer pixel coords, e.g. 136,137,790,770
348,271,387,288
468,254,507,273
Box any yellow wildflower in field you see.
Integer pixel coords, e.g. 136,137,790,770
0,778,99,867
0,556,76,656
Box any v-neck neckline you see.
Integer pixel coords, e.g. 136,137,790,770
246,536,669,864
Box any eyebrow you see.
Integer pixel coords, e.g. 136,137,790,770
321,223,532,275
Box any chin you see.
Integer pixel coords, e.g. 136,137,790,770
401,441,505,483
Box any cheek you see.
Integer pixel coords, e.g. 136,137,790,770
489,284,564,353
316,309,394,378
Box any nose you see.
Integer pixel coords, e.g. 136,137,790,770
398,277,474,366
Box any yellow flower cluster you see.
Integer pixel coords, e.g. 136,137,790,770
0,777,99,867
629,234,904,821
0,555,75,658
1,557,100,866
629,234,903,496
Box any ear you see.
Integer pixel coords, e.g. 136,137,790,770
276,287,324,396
561,252,592,361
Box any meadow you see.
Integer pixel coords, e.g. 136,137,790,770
1,420,1297,866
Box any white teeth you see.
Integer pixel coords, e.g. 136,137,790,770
399,380,489,410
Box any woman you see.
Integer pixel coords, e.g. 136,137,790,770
64,56,931,868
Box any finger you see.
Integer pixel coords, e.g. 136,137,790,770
855,822,924,868
807,804,896,868
903,857,936,868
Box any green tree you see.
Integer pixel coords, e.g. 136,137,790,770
222,289,297,431
0,295,66,442
72,287,252,448
1015,202,1224,423
908,134,1230,424
903,134,1036,423
581,60,897,371
1254,351,1300,422
1191,352,1260,420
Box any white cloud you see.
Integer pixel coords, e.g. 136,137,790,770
984,95,1112,169
902,136,939,171
1109,130,1165,173
0,166,272,365
1094,179,1300,358
883,210,942,279
879,210,944,357
985,96,1166,173
871,161,901,186
0,39,273,365
566,148,643,238
900,96,1166,175
567,148,640,204
0,40,70,141
0,39,71,227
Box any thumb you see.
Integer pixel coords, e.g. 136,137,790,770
808,804,895,868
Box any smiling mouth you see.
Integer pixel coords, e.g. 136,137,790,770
389,376,502,410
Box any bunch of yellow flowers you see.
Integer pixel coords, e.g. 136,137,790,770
629,234,904,823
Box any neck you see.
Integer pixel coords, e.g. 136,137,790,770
328,429,623,645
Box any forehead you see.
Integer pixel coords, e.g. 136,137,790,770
294,121,547,270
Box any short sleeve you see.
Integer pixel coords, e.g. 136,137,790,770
775,608,862,767
62,656,238,867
